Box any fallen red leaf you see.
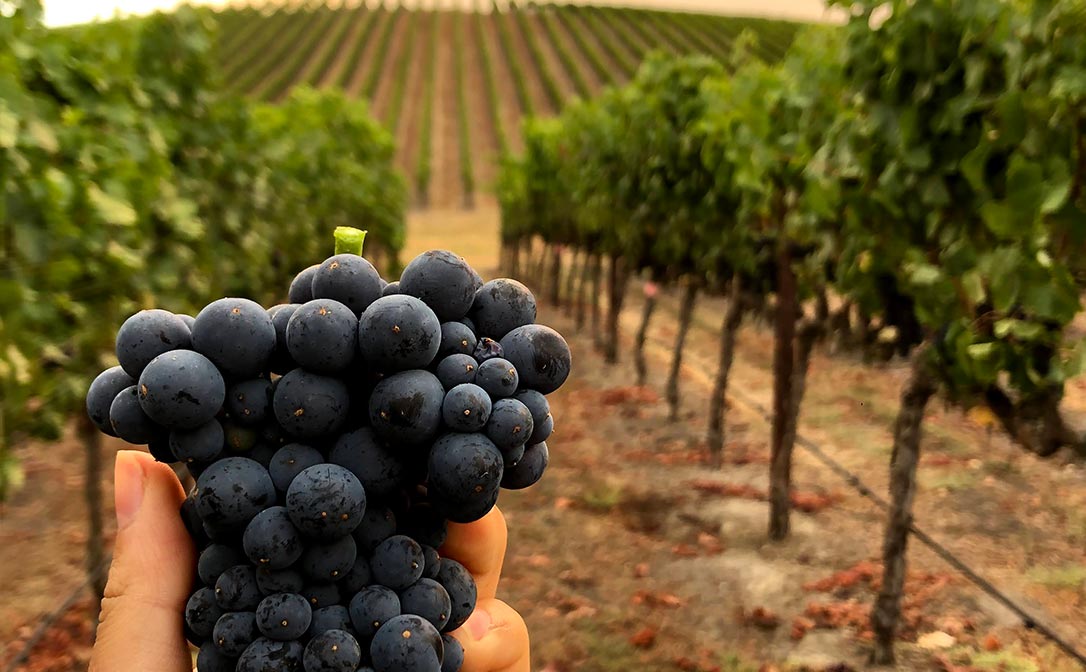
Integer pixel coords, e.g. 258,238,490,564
629,626,657,648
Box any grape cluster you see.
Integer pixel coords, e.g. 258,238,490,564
86,245,571,672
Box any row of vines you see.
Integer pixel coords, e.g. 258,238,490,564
497,0,1086,663
0,0,406,597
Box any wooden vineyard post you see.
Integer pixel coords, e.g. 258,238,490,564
564,249,579,316
634,273,657,386
575,249,592,330
666,282,698,421
548,245,562,307
707,273,744,467
591,254,603,351
605,254,627,364
769,240,797,541
80,413,107,606
871,346,936,665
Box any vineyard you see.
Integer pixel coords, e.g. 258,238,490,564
211,2,801,209
4,1,1086,671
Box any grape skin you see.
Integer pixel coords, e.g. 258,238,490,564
285,464,367,541
304,629,362,672
109,385,160,444
213,611,258,656
502,442,550,490
226,379,273,428
115,309,191,378
286,298,359,374
426,433,503,524
185,586,223,638
198,543,246,586
357,295,442,372
191,297,277,379
474,358,519,400
138,350,226,430
86,366,135,436
368,370,445,447
214,565,263,611
434,559,476,632
196,457,276,528
349,585,402,639
499,324,571,395
243,506,304,570
484,398,534,452
438,321,477,359
306,605,354,639
370,535,425,591
256,592,312,641
311,254,384,316
289,265,320,304
435,354,477,390
399,578,452,631
269,443,324,495
469,278,537,340
440,635,464,672
369,614,443,672
170,419,224,464
300,535,358,582
328,427,405,500
440,384,492,433
236,637,305,672
268,303,301,374
272,369,351,440
399,249,481,322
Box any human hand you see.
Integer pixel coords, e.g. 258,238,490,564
89,450,530,672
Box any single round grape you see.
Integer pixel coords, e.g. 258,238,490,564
502,441,549,490
307,605,353,639
501,441,525,467
370,535,425,591
399,578,452,631
368,370,444,447
329,427,405,500
115,309,191,378
215,565,263,611
256,592,312,641
484,398,534,452
440,634,464,672
472,337,503,363
459,316,476,334
289,264,319,304
256,567,305,596
435,354,477,390
86,366,135,436
369,614,443,672
352,506,397,553
185,586,223,638
469,278,537,340
287,298,359,374
420,545,441,580
198,543,246,587
243,506,304,570
398,249,481,322
427,433,503,523
474,358,519,400
269,443,324,494
195,457,276,528
500,324,571,395
109,385,160,444
339,555,372,595
301,535,358,582
440,384,491,432
273,368,350,440
348,585,402,639
302,583,342,610
435,559,477,632
236,637,304,672
268,303,300,374
515,390,552,443
170,419,224,464
213,611,258,657
286,464,366,541
382,280,401,297
192,297,276,379
304,629,362,672
311,254,384,316
196,645,236,672
137,350,225,430
357,295,442,372
438,322,477,359
226,378,273,427
221,419,259,455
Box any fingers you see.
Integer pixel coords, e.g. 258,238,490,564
451,598,531,672
90,451,195,672
440,506,508,601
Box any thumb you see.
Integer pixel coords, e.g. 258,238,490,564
90,450,195,672
452,598,531,672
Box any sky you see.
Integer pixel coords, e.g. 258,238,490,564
41,0,838,27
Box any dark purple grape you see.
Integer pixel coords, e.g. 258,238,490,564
329,427,405,500
243,506,304,570
440,634,464,672
109,385,160,444
502,441,549,490
256,567,305,596
286,464,366,541
311,254,384,316
215,565,263,610
474,358,519,399
382,280,401,297
286,299,359,374
307,605,353,639
500,324,571,394
484,398,534,452
420,546,441,580
146,434,174,463
357,295,442,372
514,390,552,443
86,366,135,436
427,433,503,523
301,535,358,582
137,350,225,430
339,554,372,594
302,583,342,610
196,645,236,672
440,384,491,432
185,587,223,638
115,309,191,378
226,379,273,427
289,265,319,304
195,457,276,528
368,370,444,447
192,298,276,379
369,614,443,672
529,413,553,444
349,585,402,639
435,559,476,632
268,303,300,374
305,629,362,672
459,316,476,334
438,322,477,359
236,637,304,672
273,369,350,440
435,354,477,390
501,442,525,467
269,443,324,494
198,543,246,587
222,419,259,455
352,506,397,553
170,419,224,464
399,578,452,631
256,592,312,641
398,250,481,322
370,535,425,591
469,278,537,340
471,337,503,363
213,611,258,657
177,314,196,331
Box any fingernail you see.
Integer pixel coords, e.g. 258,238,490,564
114,451,146,530
465,608,492,641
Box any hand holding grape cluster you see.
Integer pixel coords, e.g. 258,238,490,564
85,231,570,672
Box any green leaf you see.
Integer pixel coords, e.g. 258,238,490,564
1041,176,1071,215
0,104,16,149
961,271,985,305
980,201,1017,238
87,185,137,227
1006,155,1044,219
907,263,942,286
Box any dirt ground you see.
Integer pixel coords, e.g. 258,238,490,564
4,206,1086,672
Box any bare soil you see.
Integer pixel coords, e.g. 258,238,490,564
368,10,410,115
314,5,373,89
390,12,431,194
499,11,557,116
523,12,580,100
477,12,527,155
430,11,463,210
